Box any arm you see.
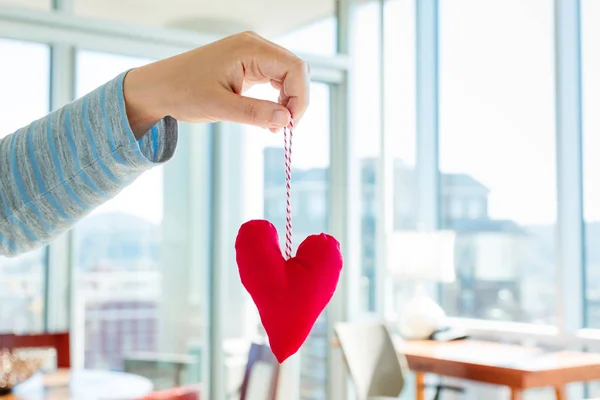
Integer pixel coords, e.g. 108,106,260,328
0,72,177,256
1,31,310,257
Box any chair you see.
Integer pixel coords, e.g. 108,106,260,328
239,343,280,400
0,332,70,368
335,322,465,400
335,321,407,400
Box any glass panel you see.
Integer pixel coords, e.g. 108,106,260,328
353,0,383,316
74,0,337,55
438,0,556,324
239,82,331,399
378,0,417,319
573,17,600,399
74,51,161,371
0,38,49,333
295,83,330,400
583,0,600,329
0,0,50,10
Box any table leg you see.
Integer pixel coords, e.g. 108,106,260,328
510,388,523,400
415,372,425,400
554,386,566,400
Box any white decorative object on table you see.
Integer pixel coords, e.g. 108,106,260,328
387,230,456,339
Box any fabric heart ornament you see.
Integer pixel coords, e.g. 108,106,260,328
236,219,343,363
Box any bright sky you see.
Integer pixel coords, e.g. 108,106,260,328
439,0,556,225
1,0,599,227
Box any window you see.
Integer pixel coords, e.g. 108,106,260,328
438,0,556,324
74,0,337,55
0,38,50,333
358,0,416,316
449,199,463,220
74,50,164,370
241,82,331,399
468,200,483,220
583,0,600,330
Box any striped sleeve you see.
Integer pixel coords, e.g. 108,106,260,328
0,71,178,257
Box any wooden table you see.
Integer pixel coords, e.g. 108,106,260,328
396,339,600,400
2,369,153,400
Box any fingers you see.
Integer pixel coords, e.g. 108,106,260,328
243,33,311,123
270,80,282,90
220,92,291,129
280,59,310,123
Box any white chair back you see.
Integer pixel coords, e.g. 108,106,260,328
335,321,407,400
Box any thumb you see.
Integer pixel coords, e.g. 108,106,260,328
221,92,291,129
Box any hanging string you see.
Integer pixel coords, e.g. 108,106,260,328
283,121,294,260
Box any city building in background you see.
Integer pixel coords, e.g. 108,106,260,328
264,147,558,328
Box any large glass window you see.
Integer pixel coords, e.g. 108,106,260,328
379,0,417,318
239,82,331,399
0,38,50,334
582,0,600,330
74,51,164,370
438,0,556,324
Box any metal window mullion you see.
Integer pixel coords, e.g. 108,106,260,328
415,0,440,315
376,0,390,318
327,77,356,400
554,0,584,396
326,0,359,399
209,123,226,400
554,0,584,334
45,41,76,336
415,0,440,233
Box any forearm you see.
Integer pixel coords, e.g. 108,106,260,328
0,72,178,256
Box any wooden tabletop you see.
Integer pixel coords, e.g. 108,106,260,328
2,369,153,400
395,339,600,389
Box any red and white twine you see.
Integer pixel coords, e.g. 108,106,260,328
283,121,294,260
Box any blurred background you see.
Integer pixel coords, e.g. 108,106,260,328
1,0,600,399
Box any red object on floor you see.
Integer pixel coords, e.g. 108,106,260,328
138,385,201,400
235,220,343,363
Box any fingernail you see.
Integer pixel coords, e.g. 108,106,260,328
272,110,289,127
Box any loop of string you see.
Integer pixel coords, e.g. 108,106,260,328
283,121,294,260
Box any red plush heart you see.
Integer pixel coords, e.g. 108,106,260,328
235,219,343,363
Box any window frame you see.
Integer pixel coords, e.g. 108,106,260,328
3,0,599,398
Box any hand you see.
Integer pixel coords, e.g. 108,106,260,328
124,31,311,138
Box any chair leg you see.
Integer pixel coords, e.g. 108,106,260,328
554,386,566,400
416,372,425,400
510,388,523,400
432,385,441,400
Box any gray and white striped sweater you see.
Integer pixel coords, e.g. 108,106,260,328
0,72,178,257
